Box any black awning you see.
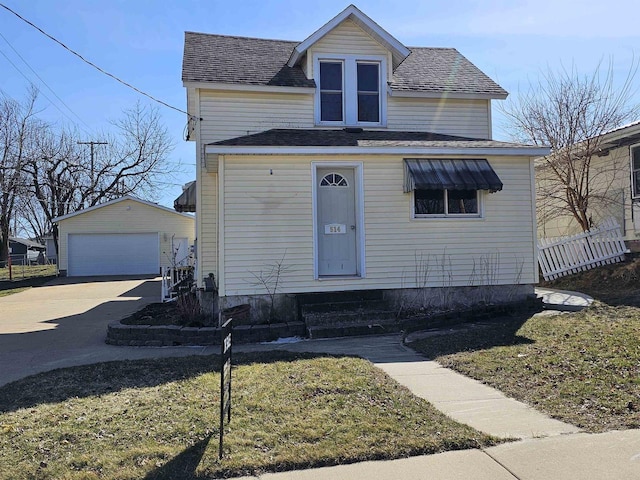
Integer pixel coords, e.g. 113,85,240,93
403,158,503,193
174,181,196,213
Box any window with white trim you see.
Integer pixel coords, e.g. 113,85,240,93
632,145,640,198
319,62,343,122
413,189,481,217
315,55,385,126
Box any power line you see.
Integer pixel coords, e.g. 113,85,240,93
0,47,89,131
0,2,194,119
0,31,93,133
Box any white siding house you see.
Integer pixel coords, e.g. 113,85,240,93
53,196,195,277
182,5,548,320
537,121,640,251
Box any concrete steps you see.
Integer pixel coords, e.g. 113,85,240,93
297,290,398,339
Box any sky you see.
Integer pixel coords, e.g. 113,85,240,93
1,0,639,209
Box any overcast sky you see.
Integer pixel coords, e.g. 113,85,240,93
2,0,639,208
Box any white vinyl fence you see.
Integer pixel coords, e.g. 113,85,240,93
538,217,629,281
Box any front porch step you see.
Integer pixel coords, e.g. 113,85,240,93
307,319,400,339
303,308,397,327
297,289,384,306
301,299,390,315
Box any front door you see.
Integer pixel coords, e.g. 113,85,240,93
316,167,357,276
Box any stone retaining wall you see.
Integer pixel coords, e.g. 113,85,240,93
106,321,307,346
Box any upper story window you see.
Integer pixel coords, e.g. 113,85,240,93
320,62,344,122
315,54,386,126
632,145,640,199
357,63,379,123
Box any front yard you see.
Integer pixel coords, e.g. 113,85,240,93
0,351,499,480
410,295,640,432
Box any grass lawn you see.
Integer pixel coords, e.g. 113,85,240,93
0,264,56,282
0,351,499,480
0,287,30,297
409,304,640,433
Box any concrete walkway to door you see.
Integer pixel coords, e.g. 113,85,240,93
0,276,212,387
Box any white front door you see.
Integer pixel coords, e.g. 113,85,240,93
316,168,357,276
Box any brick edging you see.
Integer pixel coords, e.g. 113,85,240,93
106,320,307,346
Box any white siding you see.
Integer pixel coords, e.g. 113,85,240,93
307,19,391,79
200,172,218,280
57,199,195,273
199,90,314,144
388,97,490,139
220,154,536,296
198,90,492,144
537,146,631,240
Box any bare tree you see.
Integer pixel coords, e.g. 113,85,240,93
19,102,175,256
501,60,639,231
22,126,85,255
81,102,175,207
0,88,39,264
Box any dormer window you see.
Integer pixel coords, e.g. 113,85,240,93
320,61,344,122
357,62,379,123
315,54,386,126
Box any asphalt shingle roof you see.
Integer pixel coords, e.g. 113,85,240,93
182,32,507,96
182,33,314,87
209,129,532,149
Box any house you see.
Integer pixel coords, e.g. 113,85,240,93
182,5,548,321
536,121,640,251
52,196,195,277
42,233,57,264
8,237,46,265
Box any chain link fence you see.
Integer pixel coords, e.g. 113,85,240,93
0,255,57,282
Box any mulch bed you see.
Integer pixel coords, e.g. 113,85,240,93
121,301,211,327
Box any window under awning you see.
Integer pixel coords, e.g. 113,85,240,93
403,158,503,193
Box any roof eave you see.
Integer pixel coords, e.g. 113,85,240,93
52,196,195,223
389,89,508,100
206,145,550,157
287,4,410,68
182,81,315,94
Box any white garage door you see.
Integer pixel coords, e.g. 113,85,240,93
68,233,159,276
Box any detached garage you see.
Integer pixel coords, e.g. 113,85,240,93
53,196,195,277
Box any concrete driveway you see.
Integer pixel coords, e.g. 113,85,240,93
0,276,211,387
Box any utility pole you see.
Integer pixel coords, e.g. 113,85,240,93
77,141,108,204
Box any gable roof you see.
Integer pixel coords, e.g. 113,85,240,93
183,33,506,97
52,196,195,223
287,4,410,70
182,7,507,98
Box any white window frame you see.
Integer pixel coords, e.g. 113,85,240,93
314,53,387,127
412,189,484,219
631,143,640,199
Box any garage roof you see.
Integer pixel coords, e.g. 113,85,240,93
52,196,194,223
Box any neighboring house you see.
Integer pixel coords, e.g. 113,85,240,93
182,5,548,320
536,121,640,250
42,233,57,264
52,196,195,277
8,237,46,265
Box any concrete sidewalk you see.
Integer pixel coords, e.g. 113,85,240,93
232,430,640,480
234,331,639,480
